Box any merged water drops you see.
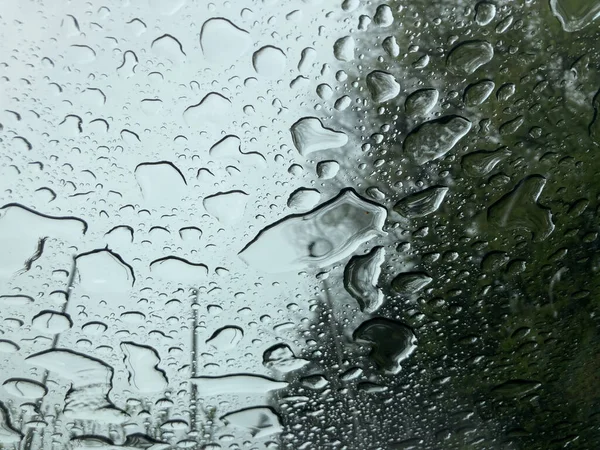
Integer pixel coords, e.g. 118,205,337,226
239,189,387,273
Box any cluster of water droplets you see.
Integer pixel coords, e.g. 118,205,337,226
0,0,599,448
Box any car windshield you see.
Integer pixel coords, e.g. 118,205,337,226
0,0,599,449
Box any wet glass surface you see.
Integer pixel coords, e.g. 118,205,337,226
0,0,600,449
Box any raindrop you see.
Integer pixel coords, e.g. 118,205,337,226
353,318,417,374
405,88,439,116
461,147,511,177
287,188,321,210
121,342,168,393
239,189,387,273
206,326,244,351
26,349,128,423
253,46,286,78
393,186,449,218
333,36,355,61
373,5,394,27
200,18,252,64
203,190,249,225
382,36,400,57
474,2,497,26
343,246,386,313
3,378,47,399
149,256,208,283
403,116,471,164
191,374,288,395
446,40,494,76
391,272,432,295
366,71,401,103
463,80,495,106
316,160,340,179
487,175,554,241
263,344,309,373
290,117,348,156
220,407,283,438
31,311,73,334
151,34,186,64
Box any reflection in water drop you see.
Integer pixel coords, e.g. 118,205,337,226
75,249,134,293
149,256,208,283
0,340,19,353
135,161,187,205
183,92,231,127
373,4,394,27
300,374,329,390
474,1,497,26
316,160,340,179
287,188,321,210
382,35,400,57
68,44,96,64
239,189,387,273
343,246,386,313
491,379,542,396
391,271,432,295
0,204,86,280
210,135,266,168
31,310,73,333
461,147,511,177
353,318,417,375
151,34,186,64
0,295,33,306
